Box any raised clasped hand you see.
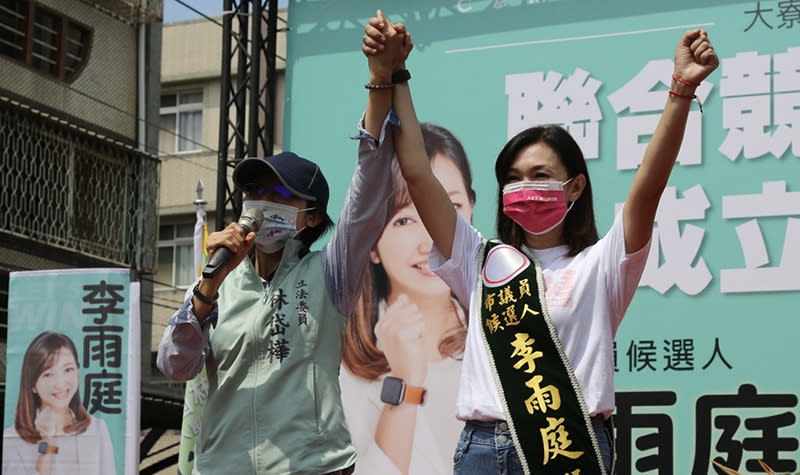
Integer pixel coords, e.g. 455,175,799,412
363,9,414,79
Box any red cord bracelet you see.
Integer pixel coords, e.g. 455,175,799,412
668,89,703,113
668,89,696,100
672,73,700,88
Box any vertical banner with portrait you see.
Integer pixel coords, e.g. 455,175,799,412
286,1,800,473
3,268,140,475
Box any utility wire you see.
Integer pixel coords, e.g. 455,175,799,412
40,0,290,172
172,0,289,27
18,86,220,173
171,0,288,62
172,0,225,27
29,76,220,173
59,82,217,155
56,44,283,171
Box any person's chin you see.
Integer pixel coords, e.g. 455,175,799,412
42,401,70,411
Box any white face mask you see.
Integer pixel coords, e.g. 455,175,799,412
243,200,314,253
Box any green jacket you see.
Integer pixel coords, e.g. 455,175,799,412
196,240,355,474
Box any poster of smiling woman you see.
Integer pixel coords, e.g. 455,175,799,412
3,268,140,475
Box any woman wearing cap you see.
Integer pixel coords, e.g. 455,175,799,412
156,16,413,475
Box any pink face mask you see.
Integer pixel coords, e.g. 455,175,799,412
502,178,574,235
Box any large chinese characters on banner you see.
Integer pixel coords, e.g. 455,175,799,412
286,1,798,473
3,269,140,475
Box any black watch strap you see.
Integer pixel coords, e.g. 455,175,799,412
391,69,411,84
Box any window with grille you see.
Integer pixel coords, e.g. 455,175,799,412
0,0,92,83
159,91,204,153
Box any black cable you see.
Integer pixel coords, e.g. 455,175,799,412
58,84,217,155
171,0,289,63
172,0,224,28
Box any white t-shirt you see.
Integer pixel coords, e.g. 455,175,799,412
430,210,649,421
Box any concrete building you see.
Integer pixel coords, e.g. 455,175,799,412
0,1,291,471
0,0,167,470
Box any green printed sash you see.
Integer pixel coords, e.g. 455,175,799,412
478,240,605,475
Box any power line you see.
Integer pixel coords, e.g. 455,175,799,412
61,81,217,155
171,0,288,61
34,74,222,173
56,32,286,173
172,0,224,28
51,2,291,174
171,0,289,27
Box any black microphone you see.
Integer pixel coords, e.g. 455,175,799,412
202,208,263,279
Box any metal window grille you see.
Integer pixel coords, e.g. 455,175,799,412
0,95,159,271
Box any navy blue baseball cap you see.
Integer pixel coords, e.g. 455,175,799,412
234,152,329,209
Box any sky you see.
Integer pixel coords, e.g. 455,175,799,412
162,0,288,23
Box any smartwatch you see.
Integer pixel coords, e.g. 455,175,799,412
37,441,59,455
380,376,426,406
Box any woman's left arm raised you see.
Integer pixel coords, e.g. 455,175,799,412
624,29,719,253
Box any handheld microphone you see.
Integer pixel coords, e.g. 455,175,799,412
202,208,264,279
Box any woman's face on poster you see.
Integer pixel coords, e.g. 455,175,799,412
34,346,79,410
372,153,473,299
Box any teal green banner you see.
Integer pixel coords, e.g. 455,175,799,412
5,269,137,475
287,1,799,473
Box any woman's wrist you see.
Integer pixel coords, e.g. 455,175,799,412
369,70,392,85
670,73,699,96
367,67,410,90
37,438,59,457
389,371,425,387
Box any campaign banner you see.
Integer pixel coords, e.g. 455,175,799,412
286,1,799,473
3,269,140,475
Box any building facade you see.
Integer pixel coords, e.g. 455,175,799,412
0,0,165,470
